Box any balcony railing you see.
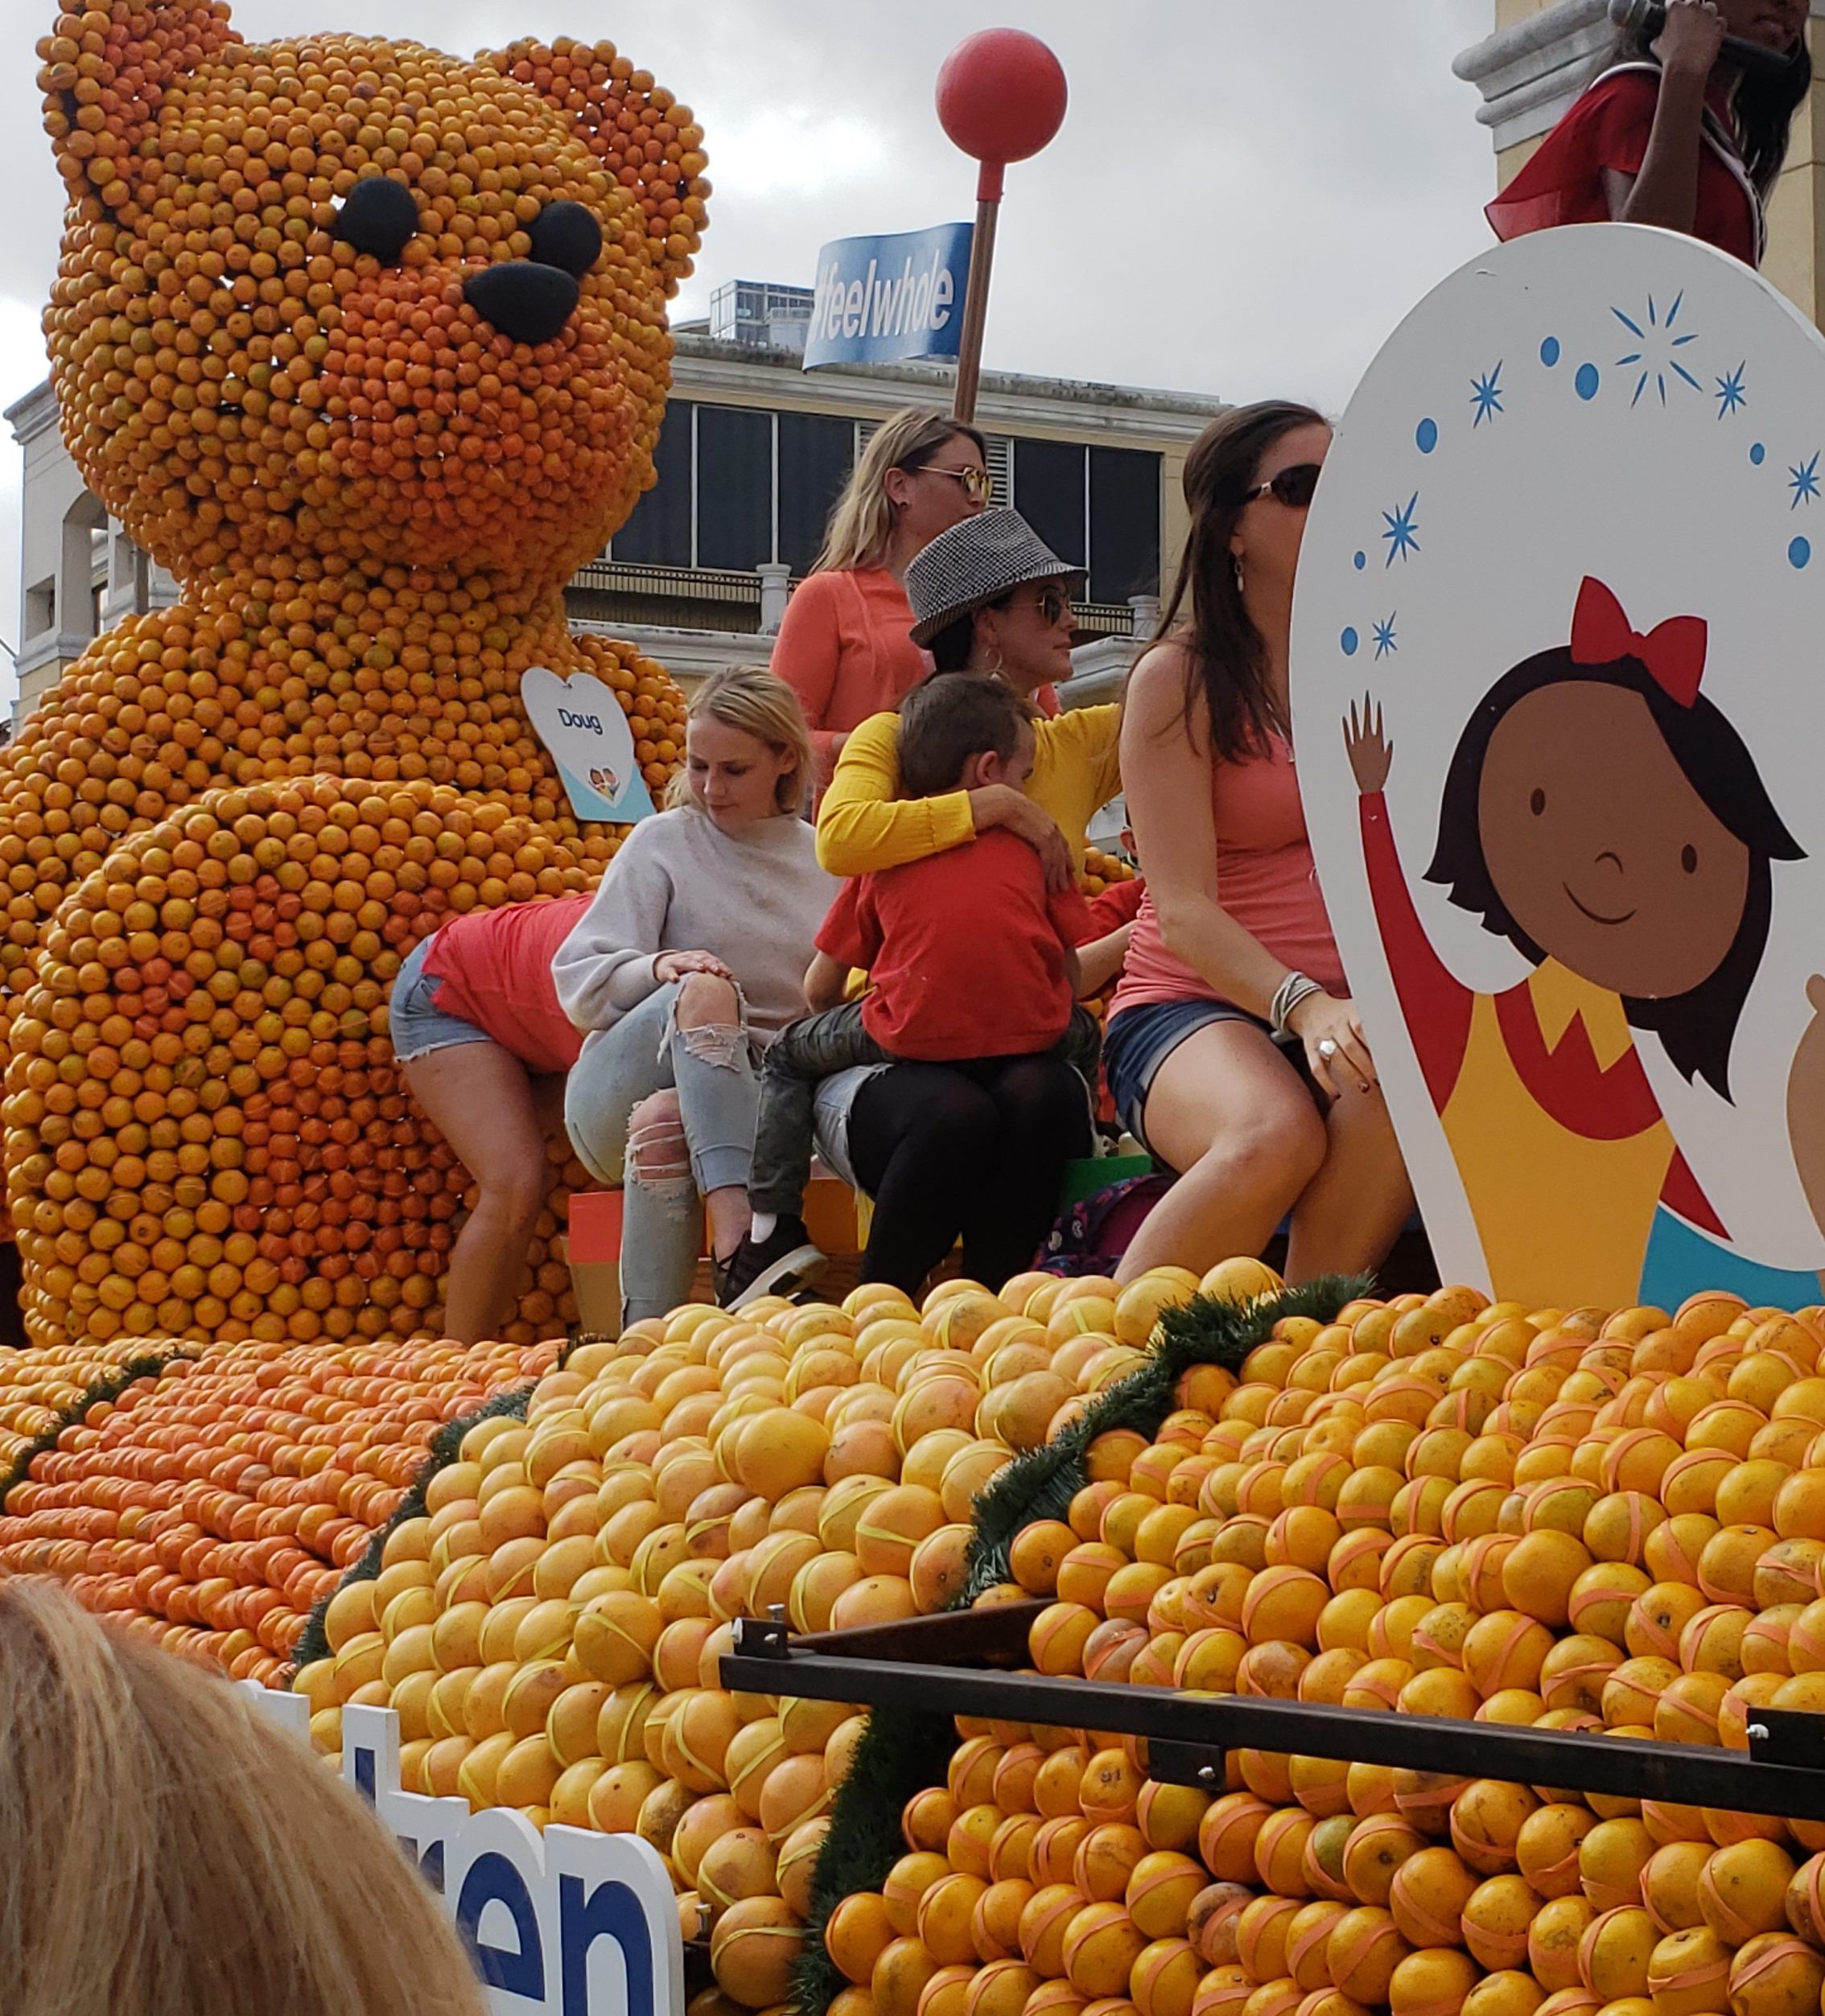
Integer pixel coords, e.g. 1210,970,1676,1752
565,560,1151,641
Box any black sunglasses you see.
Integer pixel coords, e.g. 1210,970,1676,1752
1242,462,1322,510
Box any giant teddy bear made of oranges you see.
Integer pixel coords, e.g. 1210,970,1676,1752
8,1,705,1352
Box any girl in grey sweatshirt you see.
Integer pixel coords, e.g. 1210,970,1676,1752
552,669,836,1321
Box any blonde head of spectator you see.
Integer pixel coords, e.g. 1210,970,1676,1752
0,1577,486,2016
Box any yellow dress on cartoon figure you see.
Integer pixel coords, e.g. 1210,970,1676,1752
1358,792,1700,1310
1345,575,1823,1310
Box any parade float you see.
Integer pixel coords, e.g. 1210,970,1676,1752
9,9,1825,2016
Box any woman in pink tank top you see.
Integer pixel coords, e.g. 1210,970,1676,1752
1106,402,1412,1285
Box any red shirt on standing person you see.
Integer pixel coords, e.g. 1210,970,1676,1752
816,829,1094,1062
1486,68,1761,264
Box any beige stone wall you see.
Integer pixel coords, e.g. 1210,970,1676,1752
1489,3,1825,325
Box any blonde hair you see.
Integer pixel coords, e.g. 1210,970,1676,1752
665,664,814,815
814,406,987,573
0,1579,487,2016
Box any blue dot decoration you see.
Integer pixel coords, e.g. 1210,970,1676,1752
1540,337,1561,367
1341,627,1360,656
1751,442,1767,466
1791,537,1811,570
1575,364,1600,401
1353,551,1366,571
1416,418,1439,455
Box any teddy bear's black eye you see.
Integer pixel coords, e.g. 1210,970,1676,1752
1530,789,1547,816
527,200,604,278
1682,845,1699,874
334,176,419,262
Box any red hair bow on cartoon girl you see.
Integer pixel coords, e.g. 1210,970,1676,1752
1569,577,1706,707
1341,576,1823,1309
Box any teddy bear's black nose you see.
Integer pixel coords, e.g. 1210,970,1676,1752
462,262,580,347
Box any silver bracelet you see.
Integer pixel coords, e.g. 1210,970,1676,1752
1269,970,1324,1038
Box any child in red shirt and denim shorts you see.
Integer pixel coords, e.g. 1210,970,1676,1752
719,675,1100,1307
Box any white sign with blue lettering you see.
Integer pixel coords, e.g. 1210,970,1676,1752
249,1689,684,2016
805,222,974,370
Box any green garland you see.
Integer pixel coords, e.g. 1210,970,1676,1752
793,1273,1369,2016
963,1275,1367,1601
792,1707,958,2016
290,1382,538,1674
0,1350,192,1516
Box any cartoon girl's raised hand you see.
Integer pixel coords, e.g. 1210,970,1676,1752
1344,695,1393,794
1789,975,1825,1249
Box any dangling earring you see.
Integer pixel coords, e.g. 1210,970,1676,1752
1234,553,1245,593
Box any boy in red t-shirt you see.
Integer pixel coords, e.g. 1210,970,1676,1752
719,676,1098,1308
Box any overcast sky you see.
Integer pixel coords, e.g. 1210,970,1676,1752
0,0,1499,708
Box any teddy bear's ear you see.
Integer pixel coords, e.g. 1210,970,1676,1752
39,1,239,214
482,38,709,297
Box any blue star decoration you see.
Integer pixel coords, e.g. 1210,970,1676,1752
1373,615,1398,660
1790,452,1821,510
1470,364,1503,427
1613,290,1702,408
1382,493,1420,568
1715,362,1748,418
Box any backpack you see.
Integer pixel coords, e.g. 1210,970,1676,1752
1035,1171,1176,1277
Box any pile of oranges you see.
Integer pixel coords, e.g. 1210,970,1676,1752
10,2,701,1342
2,776,604,1347
830,1282,1825,2016
0,1335,187,1477
0,1329,553,1682
1081,850,1135,901
13,1248,1825,2016
284,1261,1293,2002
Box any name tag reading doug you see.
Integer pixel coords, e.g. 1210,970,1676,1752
521,665,657,825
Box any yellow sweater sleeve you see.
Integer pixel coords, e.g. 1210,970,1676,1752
814,710,978,876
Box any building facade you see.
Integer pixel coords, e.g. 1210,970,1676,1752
6,330,1224,733
1456,0,1825,325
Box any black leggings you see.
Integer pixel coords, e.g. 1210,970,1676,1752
847,1056,1090,1296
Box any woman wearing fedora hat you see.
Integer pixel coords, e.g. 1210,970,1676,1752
816,508,1122,894
777,508,1129,1294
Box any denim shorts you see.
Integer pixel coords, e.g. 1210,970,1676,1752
1103,997,1287,1157
388,933,492,1064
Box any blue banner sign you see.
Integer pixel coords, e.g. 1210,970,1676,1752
805,222,974,369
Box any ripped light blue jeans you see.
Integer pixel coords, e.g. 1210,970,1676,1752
564,980,761,1323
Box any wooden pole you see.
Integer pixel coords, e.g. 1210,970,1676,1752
951,192,1000,424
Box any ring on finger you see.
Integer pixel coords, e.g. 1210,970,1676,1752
1317,1038,1340,1060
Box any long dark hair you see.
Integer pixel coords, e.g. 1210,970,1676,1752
1425,647,1803,1100
1147,401,1327,764
1605,22,1809,193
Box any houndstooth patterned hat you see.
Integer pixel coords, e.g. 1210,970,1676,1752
904,508,1086,648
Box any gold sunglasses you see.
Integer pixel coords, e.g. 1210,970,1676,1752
913,463,994,503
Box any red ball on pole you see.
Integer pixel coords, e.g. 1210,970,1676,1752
936,28,1068,201
935,28,1066,424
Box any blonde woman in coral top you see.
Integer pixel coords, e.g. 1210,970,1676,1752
1108,403,1412,1286
772,407,989,792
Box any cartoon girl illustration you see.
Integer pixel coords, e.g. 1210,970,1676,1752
1344,574,1825,1308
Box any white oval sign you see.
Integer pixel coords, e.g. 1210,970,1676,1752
1292,223,1825,1313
